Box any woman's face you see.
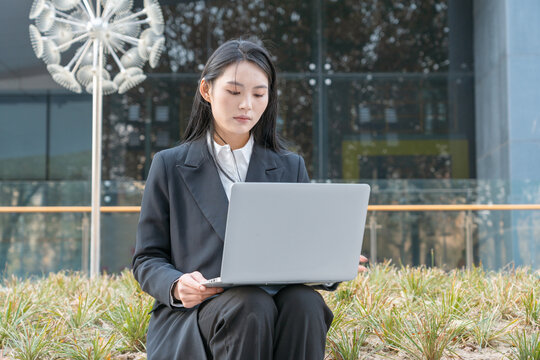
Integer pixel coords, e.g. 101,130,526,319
200,60,269,147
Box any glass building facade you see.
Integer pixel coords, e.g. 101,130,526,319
1,0,538,276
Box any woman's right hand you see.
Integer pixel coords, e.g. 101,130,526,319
173,271,224,308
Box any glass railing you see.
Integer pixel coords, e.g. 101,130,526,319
1,180,539,277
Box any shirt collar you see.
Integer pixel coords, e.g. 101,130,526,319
206,131,254,164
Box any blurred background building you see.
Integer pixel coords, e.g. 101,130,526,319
1,0,538,276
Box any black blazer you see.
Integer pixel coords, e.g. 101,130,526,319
132,137,317,358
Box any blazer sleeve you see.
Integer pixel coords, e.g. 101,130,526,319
297,155,310,183
296,154,339,292
132,152,184,309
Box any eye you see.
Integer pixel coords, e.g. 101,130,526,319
254,93,265,98
227,90,240,95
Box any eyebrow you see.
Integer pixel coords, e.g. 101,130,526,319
226,81,268,89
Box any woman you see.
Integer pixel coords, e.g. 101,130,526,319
132,38,366,360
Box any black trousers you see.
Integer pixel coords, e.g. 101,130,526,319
197,285,334,360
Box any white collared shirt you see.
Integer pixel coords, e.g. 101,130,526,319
206,132,254,200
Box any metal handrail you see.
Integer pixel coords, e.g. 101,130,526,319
0,206,141,213
1,204,538,270
0,204,540,213
368,204,540,211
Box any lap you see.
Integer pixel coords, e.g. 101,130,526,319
195,285,334,360
144,285,332,359
198,285,331,328
198,286,277,317
198,285,326,315
197,286,278,335
274,284,327,307
274,285,334,327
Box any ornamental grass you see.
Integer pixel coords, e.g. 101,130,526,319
0,263,538,360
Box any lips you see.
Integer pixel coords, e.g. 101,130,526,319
233,116,251,121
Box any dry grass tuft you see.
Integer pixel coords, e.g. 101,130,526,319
0,264,538,360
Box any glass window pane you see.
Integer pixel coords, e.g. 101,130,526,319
278,78,316,177
327,75,474,180
101,213,139,273
49,95,92,180
324,0,451,73
0,96,47,180
103,77,198,180
158,0,314,73
0,212,85,276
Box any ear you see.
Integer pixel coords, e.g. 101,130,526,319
199,78,212,103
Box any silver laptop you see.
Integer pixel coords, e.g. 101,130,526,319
203,183,370,287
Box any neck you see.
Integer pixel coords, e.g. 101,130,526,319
213,131,249,150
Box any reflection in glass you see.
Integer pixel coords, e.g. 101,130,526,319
160,0,315,73
324,0,454,73
327,75,473,180
1,180,537,276
0,97,47,180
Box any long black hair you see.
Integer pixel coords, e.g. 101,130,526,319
182,38,285,152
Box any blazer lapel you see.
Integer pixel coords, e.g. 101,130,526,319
176,138,229,241
245,143,284,182
176,140,284,241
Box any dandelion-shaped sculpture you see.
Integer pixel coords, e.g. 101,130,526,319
29,0,165,276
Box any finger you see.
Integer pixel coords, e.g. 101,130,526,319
359,255,369,263
193,285,223,296
198,290,223,300
177,283,201,297
190,271,209,291
191,271,208,283
358,265,368,273
199,287,224,296
180,294,202,309
178,287,210,305
179,274,204,291
182,291,222,308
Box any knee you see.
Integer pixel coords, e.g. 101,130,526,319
225,286,277,321
276,285,325,310
276,285,333,326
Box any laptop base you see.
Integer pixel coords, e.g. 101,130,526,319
202,278,330,288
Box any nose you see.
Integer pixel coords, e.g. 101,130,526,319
239,94,253,110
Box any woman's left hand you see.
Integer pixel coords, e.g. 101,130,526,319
358,255,368,273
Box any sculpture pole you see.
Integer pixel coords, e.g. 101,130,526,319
90,38,103,277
